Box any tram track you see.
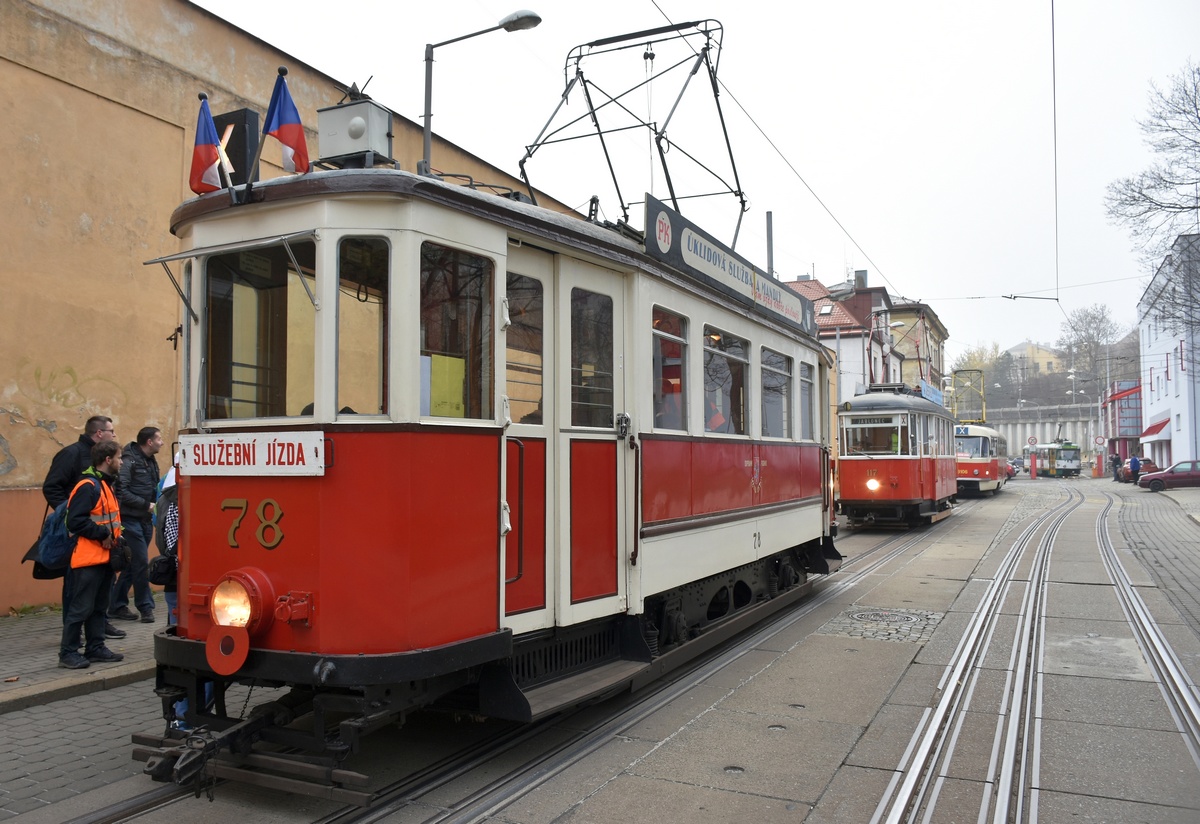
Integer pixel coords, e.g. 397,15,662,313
871,484,1087,824
873,481,1200,824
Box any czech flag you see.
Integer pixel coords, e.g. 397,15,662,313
189,98,221,195
263,73,309,174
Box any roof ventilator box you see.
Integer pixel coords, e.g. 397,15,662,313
317,99,396,169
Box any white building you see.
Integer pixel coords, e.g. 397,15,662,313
1137,234,1199,466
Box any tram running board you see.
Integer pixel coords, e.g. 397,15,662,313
480,658,650,722
929,509,953,523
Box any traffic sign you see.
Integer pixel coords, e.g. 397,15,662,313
1027,436,1037,445
1094,436,1105,445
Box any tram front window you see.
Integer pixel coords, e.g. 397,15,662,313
956,436,987,458
204,240,316,419
842,417,904,455
420,242,494,419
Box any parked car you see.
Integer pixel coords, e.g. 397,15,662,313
1011,457,1025,473
1118,458,1160,483
1138,460,1200,492
1005,460,1020,479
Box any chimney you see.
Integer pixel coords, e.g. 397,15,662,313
854,269,868,288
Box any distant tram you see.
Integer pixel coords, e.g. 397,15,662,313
837,386,958,527
954,424,1009,495
1025,441,1082,478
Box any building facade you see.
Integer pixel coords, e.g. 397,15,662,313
1137,234,1199,466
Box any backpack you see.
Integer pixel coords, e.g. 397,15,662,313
37,477,99,570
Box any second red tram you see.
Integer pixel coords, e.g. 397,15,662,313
837,387,958,527
954,423,1009,495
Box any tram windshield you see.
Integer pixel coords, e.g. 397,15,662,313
841,415,912,456
955,435,993,458
204,240,316,419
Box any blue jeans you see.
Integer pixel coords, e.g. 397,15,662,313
110,518,154,616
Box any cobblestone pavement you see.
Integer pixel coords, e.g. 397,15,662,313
1116,482,1200,638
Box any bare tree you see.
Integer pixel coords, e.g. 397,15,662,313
1105,62,1200,264
1055,304,1127,385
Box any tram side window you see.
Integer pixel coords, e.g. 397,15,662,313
799,363,814,440
652,308,688,430
571,288,614,427
761,348,792,438
420,242,493,419
507,273,544,424
704,326,747,434
204,240,316,419
338,238,389,415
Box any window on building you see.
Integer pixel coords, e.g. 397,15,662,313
652,307,687,430
204,240,316,419
420,242,494,419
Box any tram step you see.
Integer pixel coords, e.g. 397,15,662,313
480,658,649,722
524,659,649,719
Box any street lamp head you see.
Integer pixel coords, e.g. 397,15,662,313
420,10,543,177
500,10,542,31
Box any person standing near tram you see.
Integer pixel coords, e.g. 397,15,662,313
109,426,163,623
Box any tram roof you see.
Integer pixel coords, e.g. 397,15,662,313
839,391,955,418
164,168,826,354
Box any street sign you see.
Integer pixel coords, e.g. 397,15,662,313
1027,436,1037,446
1094,436,1105,445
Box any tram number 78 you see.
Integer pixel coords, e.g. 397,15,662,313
220,498,285,549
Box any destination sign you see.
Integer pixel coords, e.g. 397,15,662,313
644,195,817,337
180,432,326,476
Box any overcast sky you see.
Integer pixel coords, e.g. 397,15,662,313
190,0,1200,363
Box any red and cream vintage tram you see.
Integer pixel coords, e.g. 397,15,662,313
135,146,841,794
954,423,1009,495
836,386,957,527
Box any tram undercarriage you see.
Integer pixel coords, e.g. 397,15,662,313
133,538,840,804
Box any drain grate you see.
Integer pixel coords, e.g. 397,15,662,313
819,606,943,643
849,610,920,623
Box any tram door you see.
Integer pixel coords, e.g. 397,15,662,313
556,260,628,626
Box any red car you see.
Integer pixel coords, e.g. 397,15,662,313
1138,460,1200,492
1118,458,1159,482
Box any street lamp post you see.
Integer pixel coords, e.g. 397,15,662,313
419,9,542,177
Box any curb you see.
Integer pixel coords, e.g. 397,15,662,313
0,661,155,715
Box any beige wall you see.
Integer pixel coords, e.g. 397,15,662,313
0,0,572,610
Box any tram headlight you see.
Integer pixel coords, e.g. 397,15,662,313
866,478,881,491
209,567,275,637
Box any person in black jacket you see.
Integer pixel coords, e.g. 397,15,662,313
109,426,163,623
31,415,127,641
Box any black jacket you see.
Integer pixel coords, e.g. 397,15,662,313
117,441,161,521
42,435,95,508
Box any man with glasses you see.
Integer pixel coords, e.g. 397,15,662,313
40,415,127,641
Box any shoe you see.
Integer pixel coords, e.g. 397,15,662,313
140,610,156,623
104,622,127,639
109,606,139,621
85,647,125,663
170,719,193,733
58,652,90,669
